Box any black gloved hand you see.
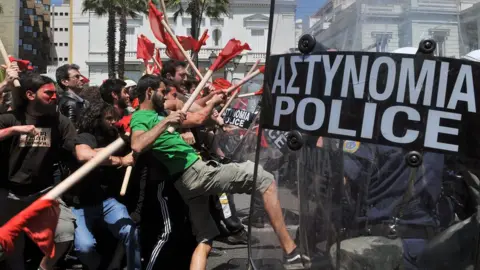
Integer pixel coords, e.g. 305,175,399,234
130,211,141,224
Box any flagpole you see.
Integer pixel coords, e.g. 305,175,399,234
160,20,203,79
0,38,21,87
219,59,260,116
43,138,126,200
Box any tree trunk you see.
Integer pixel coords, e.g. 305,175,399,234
191,0,200,67
118,12,127,80
107,8,117,79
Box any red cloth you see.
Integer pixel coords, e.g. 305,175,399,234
177,36,199,51
0,199,60,258
212,78,232,91
194,30,209,53
8,56,33,71
210,39,251,71
153,48,162,73
131,98,139,109
116,114,133,134
148,1,184,61
137,34,155,61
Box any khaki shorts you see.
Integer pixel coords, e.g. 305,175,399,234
174,159,274,243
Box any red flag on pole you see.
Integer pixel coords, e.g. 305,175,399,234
212,78,232,91
8,56,33,71
148,1,184,61
210,39,251,71
154,48,163,72
194,30,209,53
0,199,60,258
136,34,155,61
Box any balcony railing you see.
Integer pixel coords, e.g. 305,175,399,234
88,48,266,63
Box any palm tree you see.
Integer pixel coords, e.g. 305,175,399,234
115,0,148,79
0,3,3,14
82,0,117,79
166,0,229,64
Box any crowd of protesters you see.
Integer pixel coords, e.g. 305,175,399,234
0,58,309,270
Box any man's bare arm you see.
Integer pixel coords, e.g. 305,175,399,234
75,144,130,166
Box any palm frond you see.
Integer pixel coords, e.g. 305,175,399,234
205,0,230,19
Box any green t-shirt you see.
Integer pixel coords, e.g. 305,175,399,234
130,110,199,176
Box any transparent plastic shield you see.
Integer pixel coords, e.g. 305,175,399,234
247,0,480,269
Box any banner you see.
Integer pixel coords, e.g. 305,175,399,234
261,52,480,159
222,108,257,129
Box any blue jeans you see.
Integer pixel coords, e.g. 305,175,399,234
72,198,141,270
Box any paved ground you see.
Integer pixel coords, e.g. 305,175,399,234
207,188,300,270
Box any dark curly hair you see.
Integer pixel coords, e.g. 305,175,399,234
76,101,119,134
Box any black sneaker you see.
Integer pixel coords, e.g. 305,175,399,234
226,229,248,245
241,215,265,228
283,248,311,270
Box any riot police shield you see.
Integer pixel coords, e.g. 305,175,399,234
247,0,480,269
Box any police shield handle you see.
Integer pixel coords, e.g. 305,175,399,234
218,59,261,116
120,132,132,196
160,19,203,79
167,69,215,133
0,38,20,88
42,138,126,200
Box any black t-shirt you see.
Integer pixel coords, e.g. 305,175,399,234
0,111,76,196
67,132,127,206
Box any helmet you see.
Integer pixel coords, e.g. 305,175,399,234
391,47,418,55
462,50,480,62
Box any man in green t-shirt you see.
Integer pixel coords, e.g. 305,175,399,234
130,74,311,270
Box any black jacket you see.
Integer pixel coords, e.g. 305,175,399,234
58,90,89,125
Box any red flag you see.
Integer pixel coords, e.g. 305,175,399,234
194,30,209,53
148,1,184,61
8,56,33,71
212,78,232,91
210,39,251,71
0,199,59,258
80,75,90,84
136,34,155,61
154,48,163,72
177,36,199,51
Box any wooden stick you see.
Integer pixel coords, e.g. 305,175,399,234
160,20,203,79
120,166,133,196
119,131,133,196
167,69,214,133
152,48,162,72
225,68,263,94
160,0,169,26
43,138,126,200
0,39,20,87
237,92,259,98
219,60,260,116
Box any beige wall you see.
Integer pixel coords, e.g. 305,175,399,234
0,0,20,63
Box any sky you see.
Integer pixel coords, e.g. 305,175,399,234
52,0,325,20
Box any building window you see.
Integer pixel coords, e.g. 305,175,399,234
54,28,58,31
65,28,68,31
44,4,50,11
33,32,37,37
23,44,32,50
212,29,222,46
59,28,63,31
251,29,264,36
64,43,68,46
19,39,23,46
33,49,37,55
65,12,69,16
54,57,58,61
23,26,32,32
54,12,58,16
36,0,42,4
19,20,23,26
28,9,33,15
211,18,224,27
20,1,23,8
54,42,58,46
433,35,446,57
33,15,38,21
65,57,68,61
